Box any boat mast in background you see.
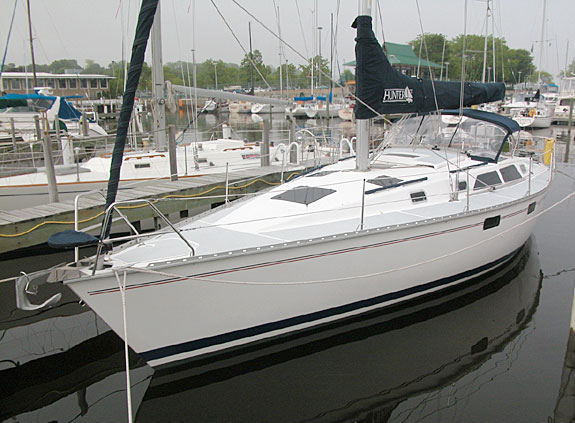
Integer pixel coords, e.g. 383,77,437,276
248,21,254,95
151,1,167,149
277,5,283,98
26,0,38,88
537,0,547,84
356,0,372,172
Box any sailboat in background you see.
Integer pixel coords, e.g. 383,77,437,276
510,0,553,129
0,90,108,139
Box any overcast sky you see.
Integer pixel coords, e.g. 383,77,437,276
1,0,573,80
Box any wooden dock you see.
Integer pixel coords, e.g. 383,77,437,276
0,164,313,255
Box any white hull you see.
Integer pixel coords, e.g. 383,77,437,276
136,239,540,420
513,115,552,129
66,189,545,367
251,103,284,114
285,104,310,117
305,103,342,118
338,106,354,121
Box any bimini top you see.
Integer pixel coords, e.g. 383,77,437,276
441,109,521,134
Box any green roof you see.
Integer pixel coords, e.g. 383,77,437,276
344,41,442,69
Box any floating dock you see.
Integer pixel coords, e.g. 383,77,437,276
0,164,314,255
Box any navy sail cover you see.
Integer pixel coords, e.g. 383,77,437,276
353,16,505,119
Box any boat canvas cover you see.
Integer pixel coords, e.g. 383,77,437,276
0,93,83,120
352,16,505,119
57,98,82,120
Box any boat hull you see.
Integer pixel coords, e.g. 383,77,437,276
65,191,545,367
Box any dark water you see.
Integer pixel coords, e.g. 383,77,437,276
1,120,574,422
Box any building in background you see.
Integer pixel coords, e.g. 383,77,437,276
0,72,114,100
344,41,442,78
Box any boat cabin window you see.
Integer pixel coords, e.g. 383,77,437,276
474,171,502,190
500,165,522,182
410,191,427,203
272,186,336,205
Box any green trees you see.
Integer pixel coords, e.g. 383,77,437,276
560,59,575,78
408,33,539,84
298,55,330,88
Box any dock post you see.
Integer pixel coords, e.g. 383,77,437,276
290,119,297,164
9,117,17,150
168,124,178,181
34,115,41,142
41,118,59,203
81,112,89,137
261,118,270,167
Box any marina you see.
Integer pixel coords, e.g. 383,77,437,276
1,0,574,421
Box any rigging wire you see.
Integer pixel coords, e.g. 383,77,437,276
169,0,193,130
459,0,469,115
0,0,18,81
209,0,273,91
294,0,309,59
228,0,392,124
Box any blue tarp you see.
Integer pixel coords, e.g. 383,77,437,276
294,96,314,101
0,92,84,120
0,93,83,101
58,97,82,120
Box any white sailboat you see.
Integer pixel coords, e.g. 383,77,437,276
37,1,554,369
0,138,288,211
0,90,108,140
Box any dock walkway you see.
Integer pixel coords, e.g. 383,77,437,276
0,164,314,254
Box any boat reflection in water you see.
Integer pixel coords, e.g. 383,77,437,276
0,238,542,422
137,237,542,422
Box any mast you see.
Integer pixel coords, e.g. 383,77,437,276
356,0,372,172
481,0,489,83
537,0,547,84
151,1,167,149
492,0,496,82
104,0,160,237
249,22,254,95
277,5,283,97
26,0,38,88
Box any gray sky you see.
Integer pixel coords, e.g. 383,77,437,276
1,0,573,80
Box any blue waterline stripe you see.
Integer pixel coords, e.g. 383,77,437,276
140,249,516,362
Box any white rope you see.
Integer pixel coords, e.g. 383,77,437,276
209,0,273,91
122,185,572,287
114,270,133,423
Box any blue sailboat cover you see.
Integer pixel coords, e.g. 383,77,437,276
0,93,83,120
353,16,505,119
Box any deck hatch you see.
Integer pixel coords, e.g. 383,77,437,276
367,175,403,188
365,177,428,195
271,186,336,205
